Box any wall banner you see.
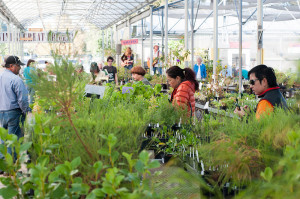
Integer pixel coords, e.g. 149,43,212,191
0,31,74,43
121,39,138,45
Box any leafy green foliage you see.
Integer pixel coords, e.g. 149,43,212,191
0,128,162,198
162,107,299,195
168,37,190,67
237,129,300,198
260,167,273,182
104,81,162,103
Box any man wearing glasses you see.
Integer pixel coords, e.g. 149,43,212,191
235,64,287,119
103,56,118,85
0,56,31,161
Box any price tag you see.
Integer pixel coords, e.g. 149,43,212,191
204,101,209,109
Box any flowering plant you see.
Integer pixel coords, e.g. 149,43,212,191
167,36,190,67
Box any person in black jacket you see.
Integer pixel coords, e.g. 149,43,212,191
235,65,288,119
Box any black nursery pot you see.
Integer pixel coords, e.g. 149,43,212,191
171,124,181,132
145,125,154,137
220,105,227,110
161,83,168,90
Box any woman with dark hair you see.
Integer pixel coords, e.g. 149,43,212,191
166,66,199,116
23,59,36,104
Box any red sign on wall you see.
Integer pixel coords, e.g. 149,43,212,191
121,39,138,45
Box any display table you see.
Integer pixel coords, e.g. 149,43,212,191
85,85,106,99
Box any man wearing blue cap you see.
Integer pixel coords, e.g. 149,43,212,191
0,55,31,163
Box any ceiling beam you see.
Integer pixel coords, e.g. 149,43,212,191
0,0,24,29
104,0,156,29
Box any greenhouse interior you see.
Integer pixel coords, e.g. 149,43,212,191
0,0,299,198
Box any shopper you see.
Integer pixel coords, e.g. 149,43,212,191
98,61,104,71
0,65,4,74
0,55,9,74
235,64,288,119
0,56,30,161
166,66,199,117
97,61,108,75
76,65,84,74
94,61,108,83
131,66,151,86
103,56,118,85
23,59,36,104
90,62,99,79
193,56,207,80
242,69,249,80
121,47,134,70
152,45,162,75
44,61,51,71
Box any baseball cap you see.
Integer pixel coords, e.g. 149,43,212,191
5,56,25,67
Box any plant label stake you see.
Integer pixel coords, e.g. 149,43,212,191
204,101,209,109
193,115,196,125
193,160,196,169
192,147,195,159
201,160,205,175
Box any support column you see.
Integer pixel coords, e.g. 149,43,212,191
184,0,189,67
165,0,168,69
8,23,11,54
12,25,15,55
141,19,144,68
128,18,131,39
13,27,16,55
116,25,119,67
257,0,263,65
190,0,194,68
239,0,243,94
150,6,153,74
213,0,218,77
12,26,15,55
17,29,20,56
11,26,13,55
102,30,104,62
161,10,164,55
21,40,24,61
14,27,17,56
115,25,118,48
106,29,109,48
111,27,113,49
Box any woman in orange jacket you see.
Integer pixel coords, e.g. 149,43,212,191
166,66,199,117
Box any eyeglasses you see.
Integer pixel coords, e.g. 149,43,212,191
249,79,259,85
